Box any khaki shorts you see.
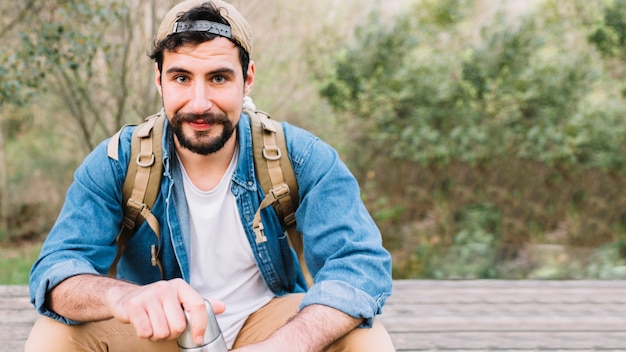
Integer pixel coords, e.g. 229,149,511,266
26,293,395,351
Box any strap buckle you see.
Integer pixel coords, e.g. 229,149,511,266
254,221,267,244
263,145,281,161
270,184,290,201
122,198,146,229
136,152,155,167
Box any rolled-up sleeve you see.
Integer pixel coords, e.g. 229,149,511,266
29,137,128,323
285,123,393,325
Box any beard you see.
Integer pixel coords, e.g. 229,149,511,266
170,111,236,155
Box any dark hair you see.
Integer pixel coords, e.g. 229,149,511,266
148,2,250,81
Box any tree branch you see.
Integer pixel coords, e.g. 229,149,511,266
0,0,37,40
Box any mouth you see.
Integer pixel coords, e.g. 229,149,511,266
188,119,214,131
173,111,229,133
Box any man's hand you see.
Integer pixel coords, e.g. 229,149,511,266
49,275,225,345
107,278,225,343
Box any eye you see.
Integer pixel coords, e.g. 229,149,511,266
212,75,227,84
174,75,189,84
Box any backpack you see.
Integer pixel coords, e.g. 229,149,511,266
105,102,313,286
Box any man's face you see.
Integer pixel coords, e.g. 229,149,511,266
156,37,254,155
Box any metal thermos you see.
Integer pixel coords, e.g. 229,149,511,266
178,301,228,352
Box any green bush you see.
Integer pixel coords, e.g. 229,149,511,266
319,2,626,170
314,0,626,278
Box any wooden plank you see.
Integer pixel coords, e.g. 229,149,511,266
390,331,626,350
4,281,626,351
0,285,35,352
380,280,626,351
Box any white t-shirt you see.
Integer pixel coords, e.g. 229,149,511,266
180,150,275,348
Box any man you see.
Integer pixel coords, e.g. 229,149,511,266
26,0,394,351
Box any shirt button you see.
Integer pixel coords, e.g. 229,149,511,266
248,181,253,186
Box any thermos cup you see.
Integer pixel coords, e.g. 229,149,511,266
178,300,228,352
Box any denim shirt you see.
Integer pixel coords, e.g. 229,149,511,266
29,113,392,328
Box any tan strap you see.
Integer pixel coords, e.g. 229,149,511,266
107,111,165,277
248,109,312,287
107,129,123,161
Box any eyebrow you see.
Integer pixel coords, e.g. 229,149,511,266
165,67,192,76
164,67,236,77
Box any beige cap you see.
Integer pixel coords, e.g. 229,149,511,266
155,0,252,56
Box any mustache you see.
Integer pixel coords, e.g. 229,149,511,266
172,111,229,124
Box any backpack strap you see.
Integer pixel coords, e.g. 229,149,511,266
106,111,166,278
247,108,313,287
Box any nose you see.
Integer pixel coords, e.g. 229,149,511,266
188,81,213,114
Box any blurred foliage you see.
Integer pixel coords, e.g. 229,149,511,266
6,0,626,281
314,0,626,278
2,0,161,150
318,0,626,170
1,0,164,242
0,242,41,284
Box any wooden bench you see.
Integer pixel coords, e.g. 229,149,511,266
4,280,626,351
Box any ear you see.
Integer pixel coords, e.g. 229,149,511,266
244,60,255,96
155,63,163,96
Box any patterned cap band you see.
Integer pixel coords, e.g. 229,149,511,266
156,0,253,56
172,20,232,39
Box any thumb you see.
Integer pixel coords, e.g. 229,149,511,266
208,299,226,315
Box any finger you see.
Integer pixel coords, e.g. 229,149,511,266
146,304,172,340
174,281,209,345
187,301,209,345
162,299,187,338
129,310,154,339
208,299,226,315
173,279,206,312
